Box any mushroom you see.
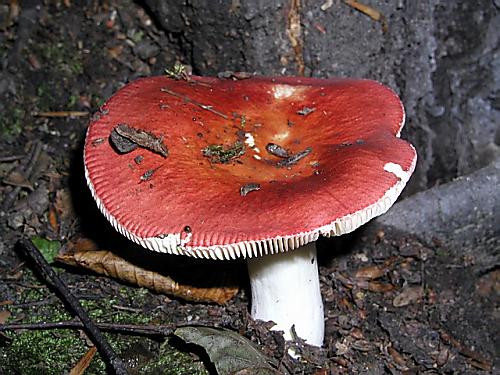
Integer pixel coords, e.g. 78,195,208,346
84,76,416,347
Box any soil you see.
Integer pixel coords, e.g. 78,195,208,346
0,1,498,374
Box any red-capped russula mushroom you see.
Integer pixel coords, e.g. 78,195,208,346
84,75,416,347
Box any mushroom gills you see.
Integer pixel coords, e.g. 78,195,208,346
247,242,324,347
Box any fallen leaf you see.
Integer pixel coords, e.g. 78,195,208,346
31,236,61,263
48,207,59,233
0,310,11,324
354,257,397,280
56,249,238,304
388,346,407,367
354,264,387,280
367,281,395,293
3,170,33,190
174,326,282,375
392,286,423,307
108,45,124,60
69,346,97,375
351,339,374,352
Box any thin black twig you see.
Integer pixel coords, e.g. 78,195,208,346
0,320,176,338
161,87,229,119
0,155,24,162
15,239,130,375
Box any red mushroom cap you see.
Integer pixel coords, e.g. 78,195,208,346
84,76,416,259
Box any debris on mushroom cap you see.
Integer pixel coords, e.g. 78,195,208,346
240,183,261,196
296,106,315,116
161,87,228,119
110,128,138,154
111,123,168,157
202,141,245,164
266,143,290,158
276,147,312,168
140,166,162,182
84,75,416,260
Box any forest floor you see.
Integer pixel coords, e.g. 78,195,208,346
0,1,497,374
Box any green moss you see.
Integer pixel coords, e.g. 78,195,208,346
36,82,57,111
0,329,92,375
39,42,83,77
1,269,206,374
139,341,208,375
67,94,78,108
69,61,84,75
0,107,25,138
202,141,245,164
435,247,447,257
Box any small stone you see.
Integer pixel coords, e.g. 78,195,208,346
133,40,160,60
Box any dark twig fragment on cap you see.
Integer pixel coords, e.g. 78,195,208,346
240,183,261,196
266,143,290,158
276,147,312,168
112,123,168,157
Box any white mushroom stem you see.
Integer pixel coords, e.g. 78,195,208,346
247,242,324,347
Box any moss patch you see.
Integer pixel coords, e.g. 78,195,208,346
0,269,208,374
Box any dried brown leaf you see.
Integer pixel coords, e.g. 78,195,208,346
388,346,407,367
69,346,97,375
56,249,237,304
392,286,423,307
107,46,124,60
367,281,395,293
48,207,59,233
0,310,11,324
352,339,374,352
354,264,387,280
3,170,33,190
